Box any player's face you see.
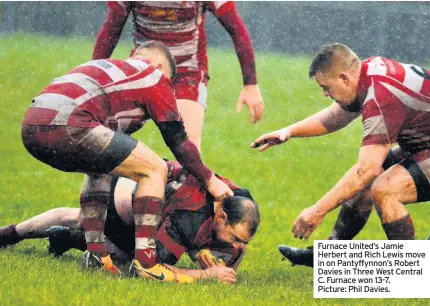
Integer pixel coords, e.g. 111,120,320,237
213,219,252,249
314,71,357,106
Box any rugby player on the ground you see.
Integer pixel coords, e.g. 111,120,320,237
92,1,264,150
21,41,233,278
0,161,259,283
252,43,430,245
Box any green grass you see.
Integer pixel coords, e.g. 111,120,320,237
0,34,428,305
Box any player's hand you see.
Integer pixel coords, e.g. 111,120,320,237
250,127,291,152
206,174,234,201
192,249,226,269
237,84,264,124
292,206,325,240
204,266,237,284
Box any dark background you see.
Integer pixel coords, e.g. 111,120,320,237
1,1,429,62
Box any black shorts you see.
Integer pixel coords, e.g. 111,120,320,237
383,147,430,202
22,124,137,174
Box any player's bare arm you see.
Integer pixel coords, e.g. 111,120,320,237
164,264,237,284
292,144,391,239
251,102,359,152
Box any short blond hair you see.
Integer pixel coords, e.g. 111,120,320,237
308,43,359,79
134,41,177,78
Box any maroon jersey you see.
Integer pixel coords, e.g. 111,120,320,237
156,161,245,263
108,1,232,73
356,57,430,159
93,1,257,85
106,161,247,265
23,58,180,134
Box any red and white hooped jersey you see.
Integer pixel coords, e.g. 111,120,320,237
108,1,234,73
23,58,181,135
358,56,430,156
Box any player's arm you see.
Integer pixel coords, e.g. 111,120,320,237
164,264,237,283
292,143,391,239
146,78,233,200
251,102,360,152
210,2,264,124
92,2,130,59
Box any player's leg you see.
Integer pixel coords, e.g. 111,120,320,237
177,99,205,151
0,206,80,248
328,146,405,240
371,158,423,239
15,208,81,239
173,69,208,152
110,142,167,268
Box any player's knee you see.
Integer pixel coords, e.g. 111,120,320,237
134,157,167,184
371,178,391,207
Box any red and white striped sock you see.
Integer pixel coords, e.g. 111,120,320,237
133,197,163,268
80,193,109,256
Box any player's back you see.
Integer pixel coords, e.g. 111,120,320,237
23,58,164,133
360,57,430,154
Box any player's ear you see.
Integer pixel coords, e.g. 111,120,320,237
339,73,349,85
216,211,228,225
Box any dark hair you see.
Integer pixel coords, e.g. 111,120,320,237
308,43,357,79
223,189,260,237
138,41,177,78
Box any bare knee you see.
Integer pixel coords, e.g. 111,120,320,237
371,178,391,210
134,157,168,184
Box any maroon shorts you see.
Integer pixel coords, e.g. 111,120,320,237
21,124,137,174
173,68,209,108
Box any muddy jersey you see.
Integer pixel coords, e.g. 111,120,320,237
355,57,430,156
23,58,180,135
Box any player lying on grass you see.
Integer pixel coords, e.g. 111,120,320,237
21,41,233,276
252,43,430,242
0,161,259,283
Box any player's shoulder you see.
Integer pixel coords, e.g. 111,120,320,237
170,206,213,247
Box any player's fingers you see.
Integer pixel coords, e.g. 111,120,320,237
236,99,243,113
304,228,313,240
253,103,263,122
248,105,256,124
201,254,211,268
221,276,237,284
205,255,216,267
227,268,237,276
221,273,237,282
258,143,273,152
251,133,274,148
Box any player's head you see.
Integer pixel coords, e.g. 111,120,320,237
132,41,177,80
309,43,361,106
213,190,260,249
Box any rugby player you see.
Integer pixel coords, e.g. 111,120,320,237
92,1,264,150
0,161,259,283
21,41,233,277
252,43,430,242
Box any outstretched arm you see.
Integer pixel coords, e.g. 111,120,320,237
212,2,264,123
292,143,391,239
251,102,360,151
92,2,130,59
